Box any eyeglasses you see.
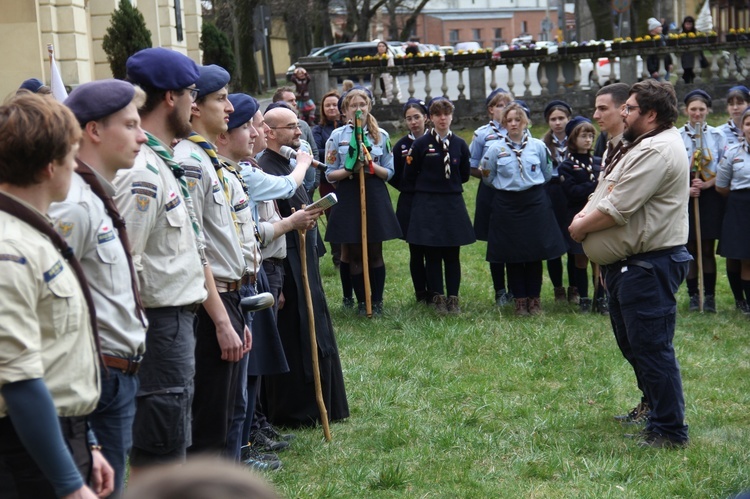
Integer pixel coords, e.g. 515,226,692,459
624,104,640,116
268,124,301,130
184,87,199,102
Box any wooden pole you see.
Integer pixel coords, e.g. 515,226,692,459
295,209,331,441
693,196,704,312
360,168,372,317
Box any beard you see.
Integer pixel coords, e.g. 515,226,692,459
623,123,639,143
168,106,193,139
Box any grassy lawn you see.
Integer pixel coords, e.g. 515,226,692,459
265,115,750,498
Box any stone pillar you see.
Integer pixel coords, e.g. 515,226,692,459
183,0,202,62
89,0,118,80
468,66,485,102
0,0,45,98
297,56,332,108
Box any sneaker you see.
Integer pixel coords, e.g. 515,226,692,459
495,289,511,307
688,293,700,311
637,431,688,449
261,424,296,442
446,295,461,315
240,292,275,313
614,401,650,425
250,430,289,452
735,299,749,313
342,297,355,309
373,301,384,316
241,445,282,471
579,297,592,313
514,297,529,316
431,294,448,315
357,302,367,316
528,297,542,316
567,286,580,304
553,286,566,303
703,294,716,313
595,296,610,315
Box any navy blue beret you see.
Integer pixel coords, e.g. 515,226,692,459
402,98,428,117
227,94,259,130
19,78,45,93
427,96,454,114
728,85,750,101
126,48,200,90
684,89,711,107
513,99,531,119
338,86,373,113
485,88,508,107
741,106,750,124
196,65,230,99
64,79,135,127
565,116,592,137
544,100,572,121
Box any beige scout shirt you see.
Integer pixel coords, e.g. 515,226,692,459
222,158,262,276
582,127,690,265
257,200,286,260
49,172,147,358
113,143,207,308
0,200,99,418
173,140,244,282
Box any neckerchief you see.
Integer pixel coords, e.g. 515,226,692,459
432,128,453,179
505,131,529,161
345,111,375,174
187,132,241,238
144,131,206,265
551,134,567,164
604,125,669,178
683,123,714,180
727,120,742,142
566,152,597,182
488,120,503,138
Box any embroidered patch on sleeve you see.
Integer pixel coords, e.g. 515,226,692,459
0,254,27,264
43,260,64,282
55,220,75,238
136,195,151,212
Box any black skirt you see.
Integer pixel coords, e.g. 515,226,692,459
718,189,750,259
487,184,567,263
395,191,415,240
246,267,288,376
545,179,570,252
406,192,477,247
688,187,726,241
473,180,495,241
325,172,402,244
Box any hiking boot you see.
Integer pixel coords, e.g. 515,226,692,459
614,401,650,425
637,431,688,449
567,286,580,304
596,296,610,315
736,299,749,314
579,297,592,313
688,293,700,311
357,302,367,316
250,430,289,452
342,296,355,309
431,294,448,315
495,288,511,307
703,294,716,313
260,424,296,442
241,445,282,471
528,297,542,316
553,286,567,303
514,297,530,316
446,295,461,315
373,301,384,316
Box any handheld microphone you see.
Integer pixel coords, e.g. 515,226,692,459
279,145,326,169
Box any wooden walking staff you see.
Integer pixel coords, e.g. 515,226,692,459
353,110,375,317
294,208,332,441
691,122,710,312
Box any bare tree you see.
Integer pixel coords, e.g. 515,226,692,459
385,0,432,42
341,0,388,42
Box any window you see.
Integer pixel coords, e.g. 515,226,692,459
175,0,183,42
449,29,460,43
472,28,482,42
520,21,527,35
493,28,504,48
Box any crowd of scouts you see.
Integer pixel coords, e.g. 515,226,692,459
2,43,750,497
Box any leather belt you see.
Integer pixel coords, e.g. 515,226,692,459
214,279,241,293
102,354,142,375
181,303,201,313
241,273,257,286
264,257,284,266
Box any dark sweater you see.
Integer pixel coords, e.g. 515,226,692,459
405,132,471,194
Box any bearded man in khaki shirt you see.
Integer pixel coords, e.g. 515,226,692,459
569,80,692,449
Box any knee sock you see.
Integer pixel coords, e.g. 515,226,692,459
576,266,589,298
686,277,698,295
444,247,461,297
743,279,750,304
409,244,428,295
369,265,386,303
490,262,506,292
351,272,365,303
547,258,563,288
525,261,544,298
704,272,716,296
566,254,577,287
506,263,526,298
728,269,744,302
340,262,352,300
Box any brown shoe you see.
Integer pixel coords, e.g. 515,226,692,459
446,295,461,315
528,297,542,315
514,297,529,316
553,286,566,303
567,286,580,304
431,294,448,315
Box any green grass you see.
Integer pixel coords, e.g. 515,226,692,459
264,114,750,498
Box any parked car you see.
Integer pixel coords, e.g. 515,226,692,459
454,41,483,52
287,42,406,82
579,54,644,87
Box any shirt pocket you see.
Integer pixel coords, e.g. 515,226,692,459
47,270,82,335
161,203,189,254
495,155,517,178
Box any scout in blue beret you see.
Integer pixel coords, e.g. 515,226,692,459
126,47,200,91
565,116,592,138
542,98,574,303
195,64,231,101
684,89,711,107
485,87,508,108
17,77,51,95
514,99,532,119
227,94,259,131
721,86,750,149
64,79,136,127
